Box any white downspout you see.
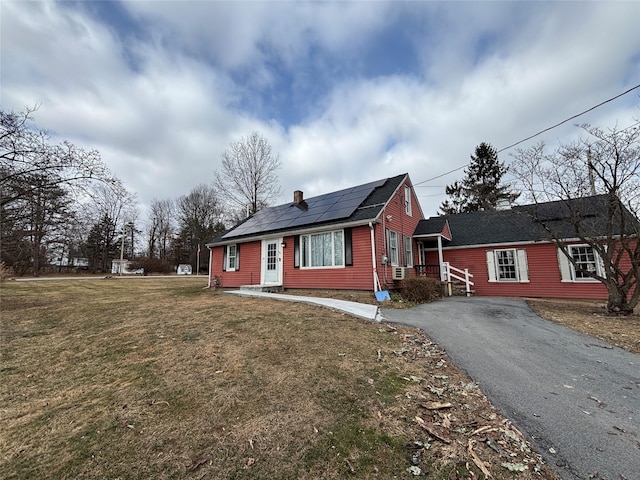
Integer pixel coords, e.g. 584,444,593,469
206,245,212,288
369,222,380,292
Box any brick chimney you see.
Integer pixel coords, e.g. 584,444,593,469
294,190,304,205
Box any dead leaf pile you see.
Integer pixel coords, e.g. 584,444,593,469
381,325,557,479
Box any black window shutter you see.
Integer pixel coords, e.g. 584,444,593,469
294,236,300,268
236,244,240,271
222,245,227,271
344,228,353,266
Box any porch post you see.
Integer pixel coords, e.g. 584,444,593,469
437,235,445,281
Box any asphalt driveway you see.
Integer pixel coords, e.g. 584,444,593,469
381,297,639,480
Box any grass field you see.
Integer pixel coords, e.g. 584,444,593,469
1,278,558,479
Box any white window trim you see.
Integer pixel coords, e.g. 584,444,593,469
226,244,237,271
486,248,529,283
386,229,399,266
404,186,412,216
403,235,413,267
300,230,345,269
558,244,603,282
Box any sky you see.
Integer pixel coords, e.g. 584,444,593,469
2,0,639,222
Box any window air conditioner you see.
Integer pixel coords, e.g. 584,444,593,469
392,267,406,280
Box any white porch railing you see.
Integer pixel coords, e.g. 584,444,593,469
442,262,474,296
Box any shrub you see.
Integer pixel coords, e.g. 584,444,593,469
401,277,442,304
129,257,174,274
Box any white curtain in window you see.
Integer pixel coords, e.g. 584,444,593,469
311,232,332,266
334,231,344,266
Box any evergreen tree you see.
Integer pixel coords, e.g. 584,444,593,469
439,142,519,214
83,215,118,273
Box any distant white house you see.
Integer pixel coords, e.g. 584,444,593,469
48,255,89,269
111,259,143,275
177,264,193,275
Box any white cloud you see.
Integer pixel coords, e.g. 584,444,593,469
123,1,394,72
1,0,638,223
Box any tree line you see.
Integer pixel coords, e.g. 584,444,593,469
1,107,281,276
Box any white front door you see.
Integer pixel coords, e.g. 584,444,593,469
262,239,282,284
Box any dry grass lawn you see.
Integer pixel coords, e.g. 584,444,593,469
1,278,559,479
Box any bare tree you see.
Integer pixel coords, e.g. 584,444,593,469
147,198,175,260
214,131,281,216
511,123,640,314
80,182,138,272
1,106,120,274
176,185,224,271
1,106,116,210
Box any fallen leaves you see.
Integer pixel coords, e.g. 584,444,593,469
388,325,555,479
421,401,453,410
468,439,492,478
415,415,452,444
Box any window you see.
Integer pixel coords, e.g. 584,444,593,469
223,244,240,271
558,244,602,281
486,249,529,282
226,244,237,271
301,230,344,268
496,250,517,280
386,229,399,266
570,245,599,279
266,243,276,271
404,186,412,216
403,235,413,267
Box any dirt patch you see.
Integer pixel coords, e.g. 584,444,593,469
1,279,558,479
527,299,640,355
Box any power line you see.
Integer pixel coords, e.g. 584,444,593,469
413,84,640,186
497,84,640,152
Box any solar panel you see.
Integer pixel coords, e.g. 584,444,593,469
316,207,356,222
222,177,389,238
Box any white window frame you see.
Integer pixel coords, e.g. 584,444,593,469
486,249,529,283
404,186,412,216
386,229,399,266
226,244,238,271
403,235,413,267
558,244,603,282
300,230,345,269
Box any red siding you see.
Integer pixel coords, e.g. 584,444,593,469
442,221,452,240
282,226,375,290
209,241,263,288
376,178,422,289
427,242,610,299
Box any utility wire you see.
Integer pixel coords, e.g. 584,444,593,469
497,84,640,152
413,84,640,186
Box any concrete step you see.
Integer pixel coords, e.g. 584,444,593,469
240,284,283,293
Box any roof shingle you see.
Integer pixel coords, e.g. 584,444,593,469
415,194,636,247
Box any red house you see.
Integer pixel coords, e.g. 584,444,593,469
207,175,635,301
206,174,422,291
415,195,636,299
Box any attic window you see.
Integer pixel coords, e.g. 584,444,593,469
404,186,412,216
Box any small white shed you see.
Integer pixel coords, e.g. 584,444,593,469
177,264,193,275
